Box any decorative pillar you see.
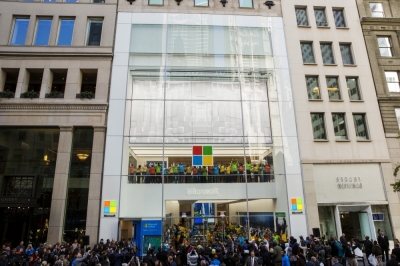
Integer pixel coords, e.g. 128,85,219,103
85,126,106,246
47,126,74,244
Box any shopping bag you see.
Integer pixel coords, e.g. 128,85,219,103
354,247,363,257
368,254,377,266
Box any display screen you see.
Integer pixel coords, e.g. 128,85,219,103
194,218,203,224
372,213,384,221
193,202,215,217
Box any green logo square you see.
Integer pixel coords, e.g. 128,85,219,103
203,146,213,155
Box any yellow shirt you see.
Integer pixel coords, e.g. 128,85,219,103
168,167,173,174
226,166,231,174
186,166,192,174
220,165,225,173
141,166,148,173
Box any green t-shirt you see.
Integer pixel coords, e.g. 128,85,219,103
231,161,238,172
173,166,178,173
156,165,161,173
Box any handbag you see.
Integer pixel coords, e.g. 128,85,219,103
368,254,377,266
354,248,363,257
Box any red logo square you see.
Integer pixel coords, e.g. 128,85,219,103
192,146,202,155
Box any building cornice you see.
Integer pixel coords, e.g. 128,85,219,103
0,103,108,111
360,17,400,26
377,97,400,102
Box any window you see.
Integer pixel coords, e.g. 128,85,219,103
2,68,19,94
395,109,400,130
353,114,369,140
239,0,252,8
25,69,44,94
326,77,341,100
81,70,97,94
310,113,327,140
50,69,67,94
346,77,362,100
92,0,105,2
195,0,208,6
385,71,400,92
43,0,56,2
306,76,320,99
332,113,348,140
11,18,29,45
65,0,78,2
377,37,393,57
340,44,354,65
295,7,309,26
320,43,335,64
34,18,52,46
314,8,328,27
86,19,103,46
333,9,346,27
57,19,75,46
370,3,385,17
149,0,162,5
300,42,315,63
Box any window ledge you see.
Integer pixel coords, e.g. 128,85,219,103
323,64,337,66
238,6,254,9
350,100,364,102
317,26,330,29
329,99,344,102
336,139,350,142
298,25,311,28
314,139,329,142
308,99,323,101
344,64,357,67
336,27,349,29
357,139,372,142
303,63,318,65
194,5,209,7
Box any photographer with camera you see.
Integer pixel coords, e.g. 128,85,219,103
187,248,198,266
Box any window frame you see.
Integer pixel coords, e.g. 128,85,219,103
377,36,393,57
370,2,385,17
194,0,208,6
332,113,348,140
332,8,347,28
384,71,400,93
86,18,104,46
314,7,329,27
33,17,53,46
300,41,316,64
352,113,370,140
339,43,355,65
10,17,30,46
56,17,75,46
320,42,336,65
310,113,328,140
238,0,253,9
346,77,363,101
326,76,342,101
148,0,163,5
295,6,309,27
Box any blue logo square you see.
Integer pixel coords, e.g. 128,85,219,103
104,207,110,213
192,156,203,166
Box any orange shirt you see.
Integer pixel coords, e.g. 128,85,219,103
149,166,156,174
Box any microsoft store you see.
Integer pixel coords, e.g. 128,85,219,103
100,12,308,253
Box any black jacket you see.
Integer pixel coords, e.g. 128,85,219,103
392,248,400,262
386,259,399,266
378,236,389,249
372,245,382,256
359,240,373,253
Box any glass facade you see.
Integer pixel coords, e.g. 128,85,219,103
0,127,59,247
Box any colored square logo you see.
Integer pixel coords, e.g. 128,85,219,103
110,207,116,213
193,146,202,155
110,200,117,207
104,207,110,213
193,156,203,166
104,200,117,215
203,146,213,155
104,201,110,207
203,155,213,166
291,198,303,211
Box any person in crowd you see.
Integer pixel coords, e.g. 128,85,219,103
392,243,400,263
377,231,389,262
386,255,399,266
372,241,383,266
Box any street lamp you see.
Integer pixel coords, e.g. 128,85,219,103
264,0,274,9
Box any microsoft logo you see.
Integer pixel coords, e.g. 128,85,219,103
104,200,117,216
192,146,213,166
291,198,303,211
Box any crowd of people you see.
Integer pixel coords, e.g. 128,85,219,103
128,160,274,184
1,228,400,266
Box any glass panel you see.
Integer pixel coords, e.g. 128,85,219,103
371,205,394,240
87,20,103,46
239,0,252,8
306,76,320,99
296,8,309,26
333,10,346,27
326,77,341,100
320,43,335,64
311,113,326,140
346,77,361,100
340,44,354,65
370,3,385,17
314,9,328,27
43,0,56,2
3,69,19,94
353,114,369,140
149,0,163,5
130,25,164,53
385,71,400,92
92,0,104,2
318,206,337,239
57,19,75,46
301,43,315,63
0,128,59,246
332,113,347,140
377,37,392,57
64,128,94,241
34,19,52,46
194,0,208,6
65,0,78,2
11,18,29,45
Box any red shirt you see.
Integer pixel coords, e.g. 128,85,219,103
149,166,156,174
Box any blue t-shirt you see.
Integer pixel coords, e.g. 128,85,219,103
213,166,219,175
178,164,185,173
210,259,221,266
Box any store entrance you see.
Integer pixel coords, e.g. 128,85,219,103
338,206,375,240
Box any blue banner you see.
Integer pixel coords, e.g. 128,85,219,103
141,220,162,235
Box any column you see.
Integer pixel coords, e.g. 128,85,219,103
85,126,106,246
47,126,73,244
